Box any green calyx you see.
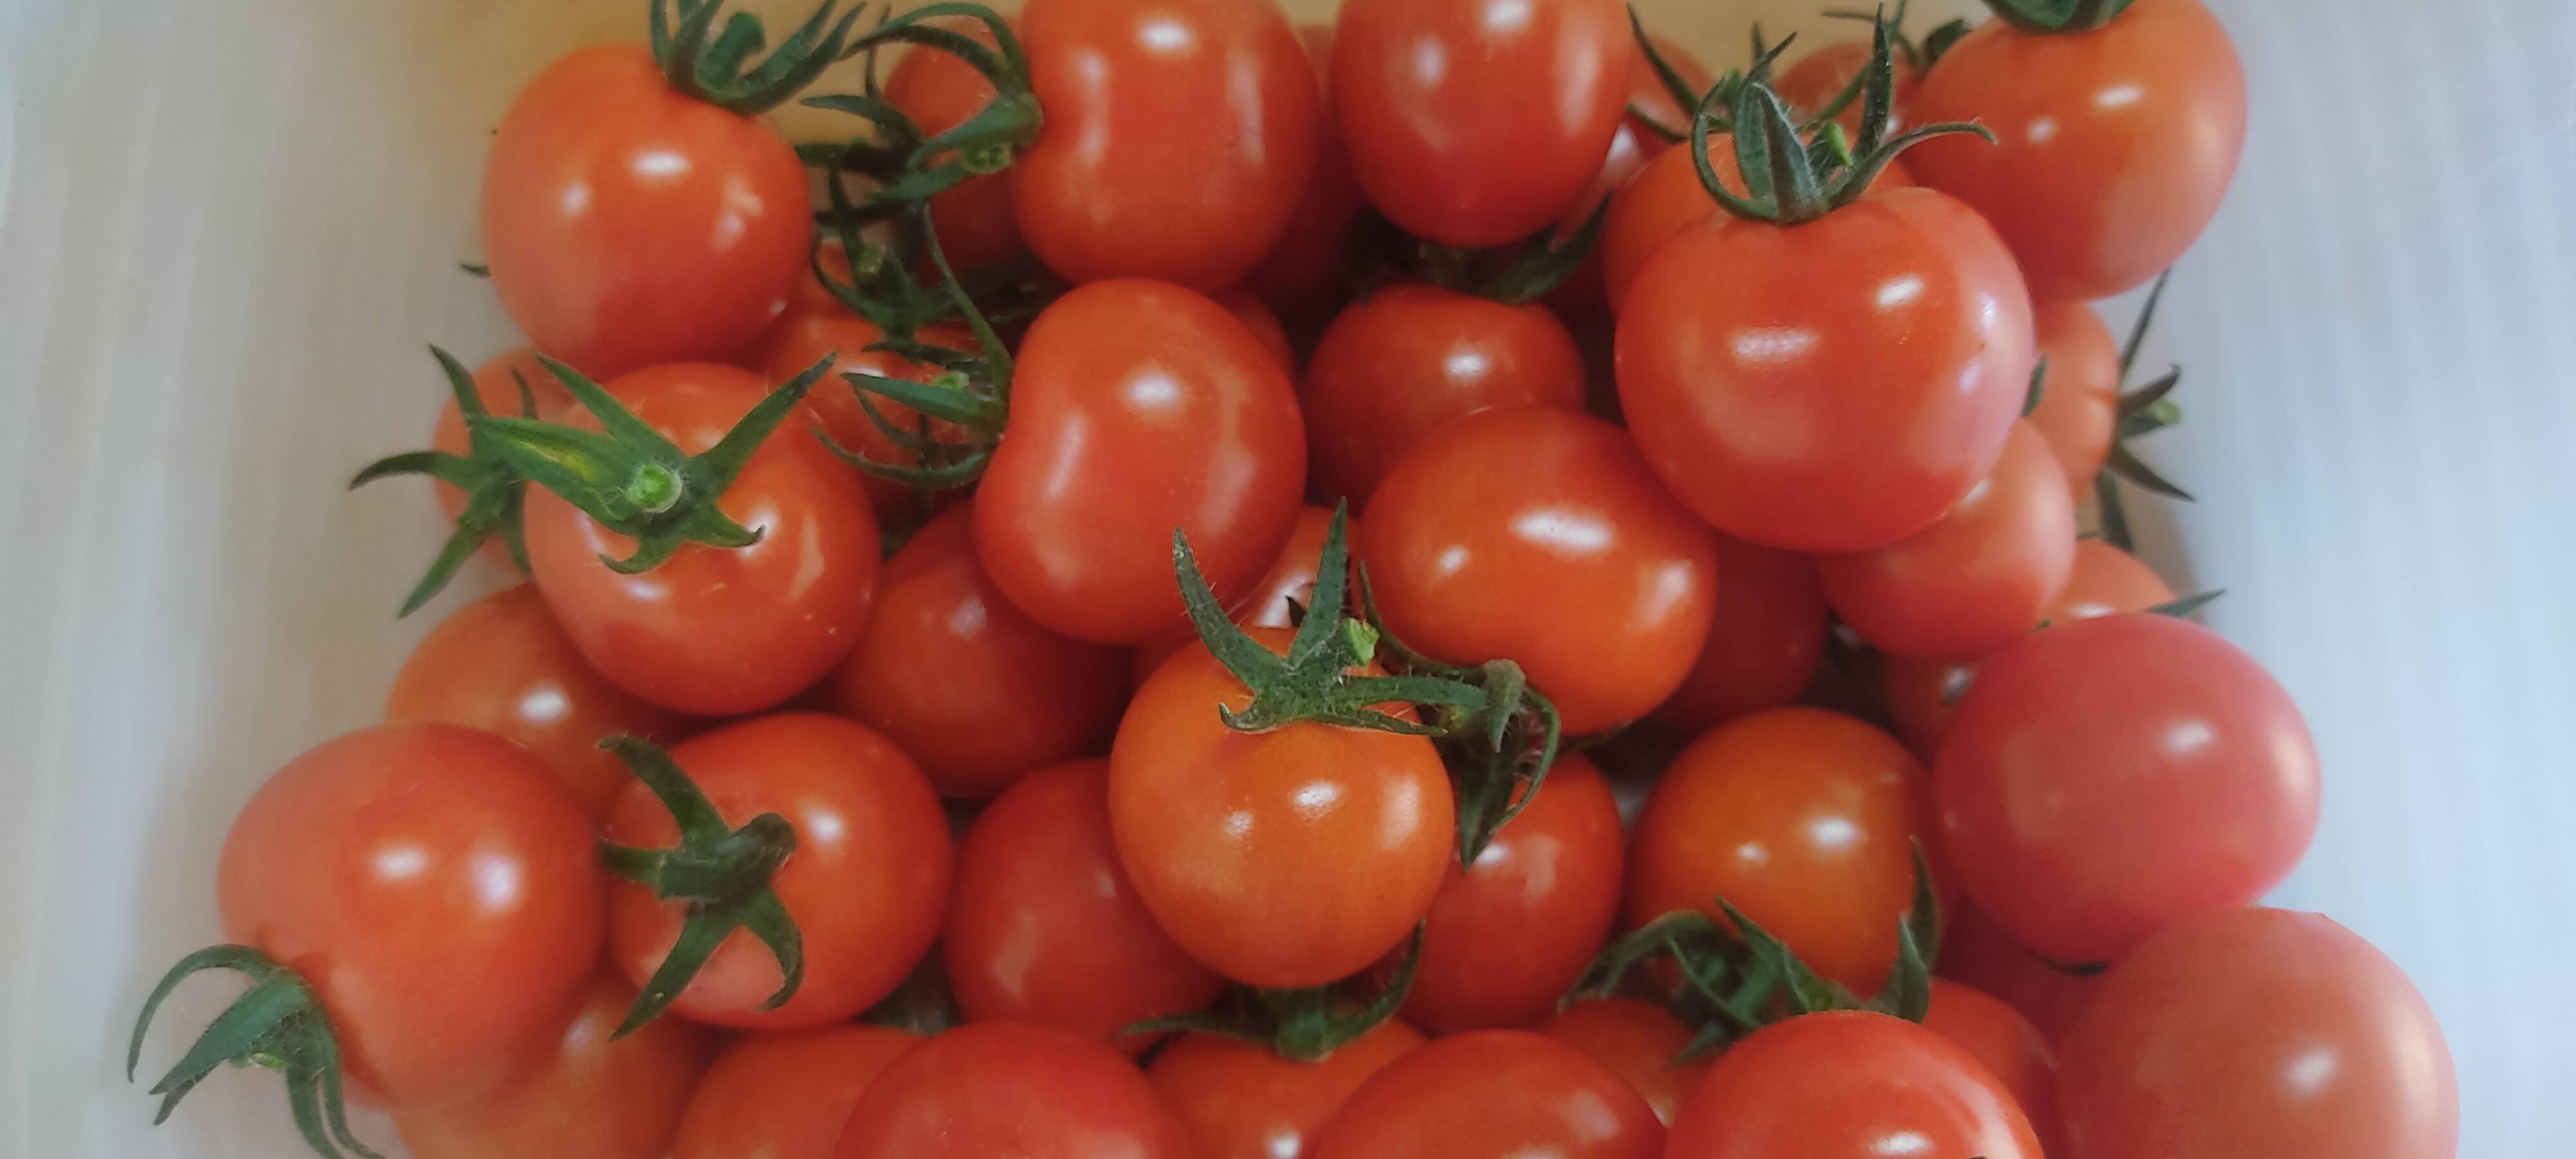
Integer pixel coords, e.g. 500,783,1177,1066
596,736,806,1037
652,0,866,115
1823,1,1975,74
2093,271,2197,551
1124,927,1427,1062
817,207,1025,493
1344,200,1612,307
129,945,382,1159
349,346,538,617
1981,0,2139,35
830,3,1041,205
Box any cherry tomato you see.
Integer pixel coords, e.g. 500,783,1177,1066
1014,0,1318,289
1309,1030,1663,1159
1654,536,1829,732
1550,37,1716,320
884,16,1028,275
1539,999,1710,1126
760,316,970,523
1215,285,1298,373
604,714,951,1029
2061,908,2458,1159
1109,628,1452,989
1149,1021,1426,1159
482,45,808,378
1334,0,1636,248
1922,979,2061,1153
2025,301,2121,495
428,349,572,543
1937,614,2322,963
1936,901,2103,1046
1908,0,2248,302
1405,755,1624,1033
1616,187,2032,551
835,1022,1193,1159
1626,708,1933,994
1247,26,1370,330
394,975,709,1159
672,1025,922,1159
829,504,1129,799
1817,420,2079,659
522,363,880,716
1600,137,1910,318
977,280,1306,646
1358,407,1719,735
1878,654,1980,759
1776,39,1920,138
386,584,692,818
947,759,1228,1050
1303,284,1589,507
1665,1011,2041,1159
2050,538,2177,621
213,724,603,1108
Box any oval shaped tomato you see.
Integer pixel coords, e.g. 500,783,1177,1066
1149,1021,1425,1159
2025,301,2121,495
604,714,951,1029
836,1022,1193,1159
1334,0,1635,248
394,975,709,1159
1923,979,2061,1153
1405,755,1624,1033
1626,708,1933,993
1109,628,1452,989
1654,536,1829,732
1014,0,1318,288
1936,614,2322,963
884,16,1028,275
672,1025,922,1159
1936,901,2104,1046
1908,0,2248,302
2059,907,2458,1159
1247,25,1370,329
1539,999,1710,1126
522,363,880,716
978,280,1307,646
427,348,573,542
1665,1011,2041,1159
759,315,970,523
1359,407,1719,735
1309,1030,1663,1159
1616,187,2033,552
1776,38,1921,138
482,45,808,378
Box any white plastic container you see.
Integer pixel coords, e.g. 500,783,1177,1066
1,0,2567,1154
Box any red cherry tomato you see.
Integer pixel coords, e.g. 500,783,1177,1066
428,349,572,542
1626,708,1934,994
884,16,1029,275
2050,538,2177,621
1936,901,2104,1046
1014,0,1318,289
977,280,1307,646
1654,536,1829,732
1776,39,1920,138
1309,1030,1663,1159
1600,138,1911,317
1616,187,2033,552
2025,301,2121,495
522,363,880,716
1879,654,1981,759
1908,0,2248,302
947,759,1228,1051
1334,0,1636,248
835,1022,1193,1159
1665,1011,2042,1159
1405,755,1625,1033
394,975,710,1159
759,316,970,523
1247,25,1371,330
1214,285,1298,373
671,1025,922,1159
1359,407,1719,735
1149,1021,1426,1159
604,715,951,1029
1936,614,2322,963
1550,37,1716,320
829,504,1130,799
1539,999,1710,1127
482,45,808,378
1923,979,2062,1153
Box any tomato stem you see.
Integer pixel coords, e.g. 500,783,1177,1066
1980,0,2139,35
129,945,383,1159
347,347,538,617
651,0,866,115
1121,926,1427,1062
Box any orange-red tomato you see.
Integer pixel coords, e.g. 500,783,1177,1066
1539,999,1710,1127
1309,1030,1663,1159
672,1025,922,1159
1600,139,1910,317
1654,536,1830,732
1937,901,2105,1046
1550,37,1716,321
1923,979,2063,1153
1247,25,1370,330
1148,1021,1426,1159
759,316,970,523
394,975,709,1159
427,348,572,538
2052,538,2179,621
835,1022,1194,1158
1775,39,1922,138
1665,1011,2042,1159
2025,301,2122,495
884,17,1029,275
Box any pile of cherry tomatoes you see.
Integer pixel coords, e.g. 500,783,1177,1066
128,0,2461,1156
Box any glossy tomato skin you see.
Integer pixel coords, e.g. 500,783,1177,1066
393,975,710,1159
1014,0,1317,289
1600,141,1908,318
1665,1012,2042,1159
671,1025,921,1159
1626,709,1934,994
1549,36,1714,321
760,316,970,523
1817,420,2080,659
1923,979,2061,1153
1405,755,1624,1033
2025,301,2121,495
215,724,604,1109
1334,0,1635,248
1937,614,2322,963
522,364,880,716
1359,407,1719,735
604,715,951,1029
427,348,572,540
835,1022,1193,1159
829,505,1129,799
385,585,691,819
1776,39,1920,138
1149,1021,1426,1159
482,45,808,378
1303,283,1588,506
1109,629,1453,989
1249,26,1370,329
1309,1030,1663,1159
1617,187,2034,552
978,280,1307,646
1908,0,2248,302
1937,901,2103,1046
884,17,1028,275
2059,907,2458,1159
1654,536,1830,732
1539,999,1710,1126
946,759,1228,1051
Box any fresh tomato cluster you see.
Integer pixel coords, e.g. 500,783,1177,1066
129,1,2459,1157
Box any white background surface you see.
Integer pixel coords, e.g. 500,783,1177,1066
1,0,2569,1154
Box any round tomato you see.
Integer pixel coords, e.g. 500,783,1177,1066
1358,407,1718,735
1405,755,1624,1033
1149,1021,1425,1159
1665,1011,2041,1159
1539,999,1710,1126
1309,1030,1663,1159
1654,535,1829,732
1923,979,2061,1153
1625,708,1933,993
1776,38,1921,138
482,45,808,378
1334,0,1635,248
2025,301,2121,495
672,1025,922,1159
1014,0,1317,288
394,975,709,1159
1247,25,1370,329
835,1022,1193,1159
1908,0,2248,302
604,715,951,1029
2059,907,2458,1159
1936,614,2322,963
884,15,1028,275
1936,901,2103,1046
1108,628,1452,989
759,315,970,523
1616,186,2033,552
426,348,572,540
